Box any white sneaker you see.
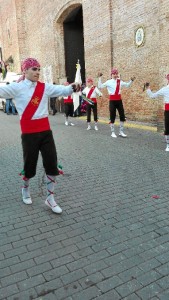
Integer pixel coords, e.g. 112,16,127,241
45,197,62,214
22,188,32,205
70,123,75,126
87,125,91,130
65,121,68,126
111,132,117,138
165,145,169,151
94,125,98,131
119,131,127,138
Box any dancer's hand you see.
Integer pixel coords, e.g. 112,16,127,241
97,72,103,77
131,76,136,81
143,82,150,91
71,83,81,92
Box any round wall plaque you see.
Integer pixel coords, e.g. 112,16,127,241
135,26,145,47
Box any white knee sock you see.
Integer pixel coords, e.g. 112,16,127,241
22,177,30,198
110,123,115,132
165,135,169,144
46,175,56,205
120,121,124,132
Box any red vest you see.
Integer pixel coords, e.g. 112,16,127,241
20,82,50,134
64,96,73,104
109,79,121,100
165,104,169,111
87,86,97,103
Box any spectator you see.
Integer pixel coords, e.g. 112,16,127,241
49,82,57,115
5,82,17,115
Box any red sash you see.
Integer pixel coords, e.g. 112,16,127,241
109,79,121,100
87,86,97,103
64,95,73,104
165,104,169,111
20,81,50,134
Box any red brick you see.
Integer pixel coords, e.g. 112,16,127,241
0,0,168,130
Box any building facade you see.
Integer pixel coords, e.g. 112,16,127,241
0,0,169,129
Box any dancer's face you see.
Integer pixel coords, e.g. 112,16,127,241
111,73,119,80
86,82,93,87
24,67,40,82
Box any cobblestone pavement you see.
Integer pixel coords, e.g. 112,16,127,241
1,111,169,300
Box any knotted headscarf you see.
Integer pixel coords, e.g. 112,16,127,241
166,74,169,81
21,58,40,72
86,78,93,84
17,58,41,82
111,68,118,76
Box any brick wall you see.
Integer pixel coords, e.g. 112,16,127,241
0,0,20,71
0,0,168,129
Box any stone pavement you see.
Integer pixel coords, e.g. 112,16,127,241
0,111,169,300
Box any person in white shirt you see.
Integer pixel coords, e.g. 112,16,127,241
0,58,80,214
63,82,75,126
145,75,169,151
82,78,102,130
98,69,135,138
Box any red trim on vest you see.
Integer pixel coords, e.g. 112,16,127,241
165,103,169,111
64,95,73,103
109,79,121,101
20,81,50,133
20,117,50,134
91,98,97,103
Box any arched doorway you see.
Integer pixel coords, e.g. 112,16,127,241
63,5,85,83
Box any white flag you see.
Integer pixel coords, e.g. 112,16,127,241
75,61,82,84
73,61,82,112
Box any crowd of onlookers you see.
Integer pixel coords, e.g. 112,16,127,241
49,82,87,117
4,81,87,117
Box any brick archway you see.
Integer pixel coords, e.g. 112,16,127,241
54,1,84,83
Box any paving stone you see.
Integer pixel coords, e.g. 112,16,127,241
136,283,163,299
0,284,19,299
115,279,143,298
136,270,162,287
84,260,108,275
157,289,169,300
1,113,169,299
18,274,46,291
71,286,101,300
61,269,86,285
93,289,121,300
97,276,123,293
156,275,169,289
54,282,83,300
7,288,37,300
35,278,62,297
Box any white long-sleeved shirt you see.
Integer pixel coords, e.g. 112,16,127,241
82,86,102,98
0,79,73,119
98,77,132,95
146,86,169,106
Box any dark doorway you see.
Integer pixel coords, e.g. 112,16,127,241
64,6,85,83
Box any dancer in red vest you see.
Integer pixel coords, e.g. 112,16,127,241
0,58,80,213
98,69,135,137
63,82,75,126
144,75,169,151
82,78,102,130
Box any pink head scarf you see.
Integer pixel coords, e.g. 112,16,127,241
21,58,40,72
17,58,40,82
166,74,169,81
86,78,93,84
111,68,118,76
